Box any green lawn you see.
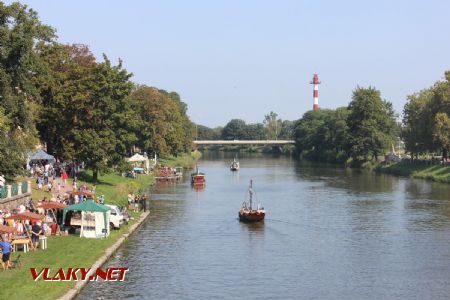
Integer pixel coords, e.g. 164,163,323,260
158,151,201,169
75,170,155,206
0,172,154,300
377,161,450,183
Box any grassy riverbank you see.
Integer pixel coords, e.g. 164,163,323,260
159,150,201,168
377,161,450,183
0,172,154,300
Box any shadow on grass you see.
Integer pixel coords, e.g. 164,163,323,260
75,171,114,186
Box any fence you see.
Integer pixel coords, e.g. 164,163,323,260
0,181,31,202
0,186,6,199
11,183,19,197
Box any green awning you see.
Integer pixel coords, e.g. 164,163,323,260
62,201,111,231
63,201,110,213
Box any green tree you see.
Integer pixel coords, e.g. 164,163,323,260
279,120,295,139
263,111,281,140
132,86,193,157
196,125,222,140
433,112,450,158
402,88,435,157
0,2,56,177
36,43,97,159
295,109,337,161
222,119,247,140
245,123,266,140
402,71,450,158
347,86,396,162
72,55,135,183
0,108,27,179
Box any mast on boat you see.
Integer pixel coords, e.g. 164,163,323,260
249,180,253,209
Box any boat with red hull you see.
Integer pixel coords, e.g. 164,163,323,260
191,166,205,185
239,180,265,222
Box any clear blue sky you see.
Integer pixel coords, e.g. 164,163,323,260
14,0,450,127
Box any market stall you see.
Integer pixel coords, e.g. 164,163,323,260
126,153,149,173
62,201,111,238
28,149,55,164
5,212,46,250
0,224,15,238
39,202,66,234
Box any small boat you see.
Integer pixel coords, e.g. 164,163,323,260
175,166,183,179
239,180,265,222
230,158,240,171
191,166,205,185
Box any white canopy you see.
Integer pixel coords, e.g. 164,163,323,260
80,211,110,238
127,153,147,162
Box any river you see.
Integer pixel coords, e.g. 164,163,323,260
78,153,450,300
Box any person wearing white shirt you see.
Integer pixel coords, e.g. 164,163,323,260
18,204,26,213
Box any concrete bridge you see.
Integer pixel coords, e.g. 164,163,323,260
193,140,295,146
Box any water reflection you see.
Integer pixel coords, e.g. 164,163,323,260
78,154,450,300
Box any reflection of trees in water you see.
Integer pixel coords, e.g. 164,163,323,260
405,179,450,201
404,179,450,228
294,160,397,194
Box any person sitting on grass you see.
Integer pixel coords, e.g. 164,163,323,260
0,237,12,270
31,222,42,250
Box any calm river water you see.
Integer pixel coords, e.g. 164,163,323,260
78,153,450,300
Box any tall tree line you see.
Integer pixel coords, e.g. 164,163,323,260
403,71,450,159
294,87,397,164
197,111,295,141
0,2,194,181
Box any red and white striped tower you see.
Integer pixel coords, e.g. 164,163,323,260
310,74,321,110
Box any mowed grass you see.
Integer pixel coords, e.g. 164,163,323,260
377,162,450,183
76,170,155,206
159,151,201,169
0,172,154,300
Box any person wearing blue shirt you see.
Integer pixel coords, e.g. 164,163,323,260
0,238,12,270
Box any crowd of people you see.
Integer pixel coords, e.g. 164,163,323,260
0,158,150,270
127,193,148,212
31,160,72,192
0,199,45,270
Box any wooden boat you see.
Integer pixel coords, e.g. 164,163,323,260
230,158,240,171
239,180,265,222
191,166,205,185
155,166,177,182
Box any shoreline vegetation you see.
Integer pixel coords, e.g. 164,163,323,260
376,161,450,184
196,145,295,155
158,151,202,168
0,172,154,300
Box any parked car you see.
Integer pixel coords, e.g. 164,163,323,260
105,204,125,229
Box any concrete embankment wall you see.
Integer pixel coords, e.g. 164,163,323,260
59,211,150,300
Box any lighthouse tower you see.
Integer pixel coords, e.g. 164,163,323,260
310,74,321,110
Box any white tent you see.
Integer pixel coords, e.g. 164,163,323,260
63,201,111,238
127,153,147,162
80,211,111,238
127,153,150,173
